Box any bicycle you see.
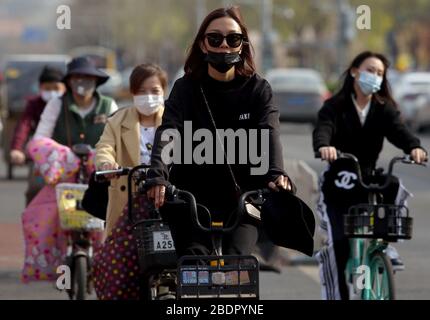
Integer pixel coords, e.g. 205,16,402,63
165,185,267,299
95,164,177,300
96,166,269,300
316,151,427,300
56,144,105,300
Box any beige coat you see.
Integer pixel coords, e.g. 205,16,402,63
95,106,162,235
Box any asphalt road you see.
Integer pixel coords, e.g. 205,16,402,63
0,123,429,300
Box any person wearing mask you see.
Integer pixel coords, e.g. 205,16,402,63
92,63,166,300
21,56,117,283
10,66,66,203
313,51,427,300
34,56,118,147
146,6,295,260
95,63,166,235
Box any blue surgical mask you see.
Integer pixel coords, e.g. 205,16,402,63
356,71,383,96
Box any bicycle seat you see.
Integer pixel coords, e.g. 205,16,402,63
72,144,92,157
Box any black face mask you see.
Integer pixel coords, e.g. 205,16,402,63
204,51,242,73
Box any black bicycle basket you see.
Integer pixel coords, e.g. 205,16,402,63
344,203,413,241
132,218,177,273
127,165,177,274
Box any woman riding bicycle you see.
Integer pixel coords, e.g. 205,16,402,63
95,63,166,236
146,6,294,259
313,51,427,300
21,56,117,283
92,63,167,300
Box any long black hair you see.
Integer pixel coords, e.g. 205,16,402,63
332,51,397,107
184,6,256,80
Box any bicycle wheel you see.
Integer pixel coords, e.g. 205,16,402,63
366,251,395,300
73,256,88,300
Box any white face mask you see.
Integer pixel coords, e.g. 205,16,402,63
134,94,164,116
41,90,63,102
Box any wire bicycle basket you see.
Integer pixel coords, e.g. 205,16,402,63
344,203,413,241
56,183,105,231
126,165,177,274
177,255,259,299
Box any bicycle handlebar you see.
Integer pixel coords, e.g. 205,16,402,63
165,185,271,234
314,151,427,191
94,167,132,182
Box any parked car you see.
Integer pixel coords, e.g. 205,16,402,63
265,68,331,124
391,72,430,131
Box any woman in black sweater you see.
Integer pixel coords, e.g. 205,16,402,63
146,7,293,258
313,51,427,300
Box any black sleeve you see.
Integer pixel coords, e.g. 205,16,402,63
258,80,289,186
146,80,184,187
384,105,423,154
312,101,336,152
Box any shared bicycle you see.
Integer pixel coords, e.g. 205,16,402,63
317,151,427,300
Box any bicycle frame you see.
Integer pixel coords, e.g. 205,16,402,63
347,237,389,299
64,144,97,299
347,188,387,299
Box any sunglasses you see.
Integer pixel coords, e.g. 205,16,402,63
205,32,246,48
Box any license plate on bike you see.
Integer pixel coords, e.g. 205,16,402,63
153,231,175,252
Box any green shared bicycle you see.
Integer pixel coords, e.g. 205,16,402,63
340,153,426,300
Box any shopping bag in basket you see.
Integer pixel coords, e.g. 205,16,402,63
55,183,104,230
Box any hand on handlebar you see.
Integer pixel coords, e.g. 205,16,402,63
10,149,26,165
410,148,428,164
98,162,120,180
147,185,166,209
318,146,338,162
268,175,293,192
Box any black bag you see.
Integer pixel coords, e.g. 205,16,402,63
261,189,315,257
82,171,109,221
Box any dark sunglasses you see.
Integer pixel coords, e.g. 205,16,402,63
204,32,246,48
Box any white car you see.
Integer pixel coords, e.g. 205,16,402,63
265,68,331,124
392,72,430,131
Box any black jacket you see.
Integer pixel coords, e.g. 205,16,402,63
313,94,423,174
147,73,287,214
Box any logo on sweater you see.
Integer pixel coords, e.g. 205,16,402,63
239,113,250,121
334,171,357,190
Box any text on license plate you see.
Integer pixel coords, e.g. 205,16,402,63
153,231,175,251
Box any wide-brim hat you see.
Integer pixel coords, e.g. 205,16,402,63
261,189,315,257
64,56,109,86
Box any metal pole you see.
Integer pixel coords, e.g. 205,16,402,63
336,0,344,75
261,0,273,74
196,0,207,31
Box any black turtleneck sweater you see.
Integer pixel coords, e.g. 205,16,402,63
147,72,287,214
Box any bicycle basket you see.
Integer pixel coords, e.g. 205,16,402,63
177,255,259,299
133,219,177,273
344,203,412,241
55,183,105,231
